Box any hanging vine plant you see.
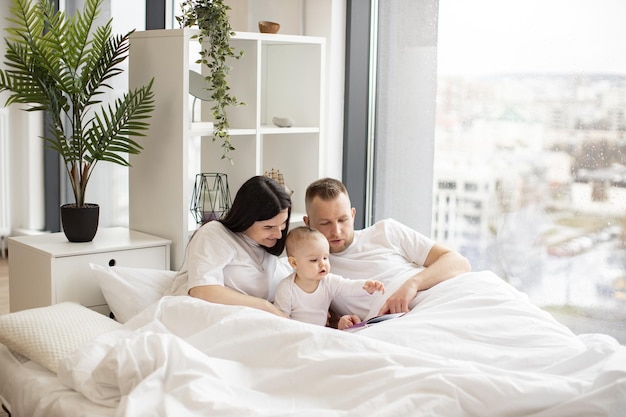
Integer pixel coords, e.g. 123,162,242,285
178,0,244,161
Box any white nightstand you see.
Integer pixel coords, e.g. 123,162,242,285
8,227,171,315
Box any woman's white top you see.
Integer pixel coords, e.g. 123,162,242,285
328,218,436,319
167,221,290,301
273,272,380,326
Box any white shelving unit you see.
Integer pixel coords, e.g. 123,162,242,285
128,29,326,269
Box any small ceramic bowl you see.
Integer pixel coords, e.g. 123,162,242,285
259,21,280,34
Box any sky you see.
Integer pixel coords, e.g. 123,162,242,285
437,0,626,76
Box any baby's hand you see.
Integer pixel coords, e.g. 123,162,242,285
338,314,361,330
363,280,385,295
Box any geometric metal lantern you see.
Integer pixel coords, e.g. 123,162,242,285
190,173,232,224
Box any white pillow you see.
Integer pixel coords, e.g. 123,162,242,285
0,302,121,374
90,263,176,323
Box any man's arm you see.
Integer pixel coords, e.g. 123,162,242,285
377,243,471,315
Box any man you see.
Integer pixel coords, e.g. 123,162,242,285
303,178,471,322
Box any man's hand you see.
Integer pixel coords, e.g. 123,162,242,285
377,243,471,316
338,314,361,330
363,280,385,294
377,279,418,315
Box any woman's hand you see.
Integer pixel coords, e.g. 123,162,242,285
338,314,361,330
260,299,289,318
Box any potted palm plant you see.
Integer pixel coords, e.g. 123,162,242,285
0,0,155,242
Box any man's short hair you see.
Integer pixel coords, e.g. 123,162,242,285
305,178,349,209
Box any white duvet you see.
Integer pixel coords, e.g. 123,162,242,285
58,271,626,416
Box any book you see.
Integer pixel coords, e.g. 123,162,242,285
343,312,406,332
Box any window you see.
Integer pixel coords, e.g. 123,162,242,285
433,0,626,342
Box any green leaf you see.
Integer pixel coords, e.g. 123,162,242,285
177,0,243,160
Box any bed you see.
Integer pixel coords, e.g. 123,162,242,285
0,267,625,416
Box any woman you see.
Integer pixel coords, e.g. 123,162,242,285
168,176,292,316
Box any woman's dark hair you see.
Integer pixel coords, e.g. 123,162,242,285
220,176,292,255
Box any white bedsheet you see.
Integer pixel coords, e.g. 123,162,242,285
57,271,626,416
0,344,114,417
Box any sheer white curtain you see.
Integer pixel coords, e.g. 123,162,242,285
372,0,439,234
1,3,45,235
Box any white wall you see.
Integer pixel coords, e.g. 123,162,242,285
303,0,345,180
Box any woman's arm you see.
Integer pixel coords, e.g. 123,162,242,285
377,243,471,315
189,284,287,317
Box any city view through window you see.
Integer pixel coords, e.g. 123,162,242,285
434,1,626,342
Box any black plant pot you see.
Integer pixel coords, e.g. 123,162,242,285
60,203,100,242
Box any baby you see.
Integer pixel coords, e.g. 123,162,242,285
273,226,384,330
